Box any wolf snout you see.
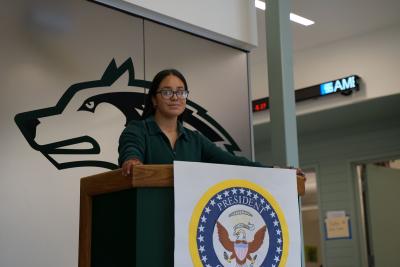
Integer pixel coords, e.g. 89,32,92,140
14,113,41,141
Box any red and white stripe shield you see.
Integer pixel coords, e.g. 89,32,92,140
234,242,248,261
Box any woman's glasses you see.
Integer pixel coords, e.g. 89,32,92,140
157,88,189,99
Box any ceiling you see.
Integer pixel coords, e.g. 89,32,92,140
290,0,400,51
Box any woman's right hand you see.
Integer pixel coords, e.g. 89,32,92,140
122,158,143,176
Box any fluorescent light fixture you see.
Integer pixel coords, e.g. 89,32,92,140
289,13,315,26
255,0,266,10
254,0,315,26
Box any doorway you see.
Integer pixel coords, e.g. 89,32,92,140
302,169,324,267
355,159,400,267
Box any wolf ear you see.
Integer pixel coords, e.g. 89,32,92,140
101,58,136,86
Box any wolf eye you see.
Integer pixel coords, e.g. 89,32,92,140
85,101,95,110
78,100,97,113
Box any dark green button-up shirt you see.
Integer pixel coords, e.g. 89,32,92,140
118,116,263,167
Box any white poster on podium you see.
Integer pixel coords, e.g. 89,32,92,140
174,161,301,267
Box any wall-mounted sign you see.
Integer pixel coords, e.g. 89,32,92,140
320,75,358,96
324,210,351,240
252,75,360,112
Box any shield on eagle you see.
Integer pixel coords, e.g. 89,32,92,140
234,242,249,262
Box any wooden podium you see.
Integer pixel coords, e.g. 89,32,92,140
78,164,305,267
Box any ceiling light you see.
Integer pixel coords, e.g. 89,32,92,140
255,0,266,10
289,13,314,26
254,0,315,26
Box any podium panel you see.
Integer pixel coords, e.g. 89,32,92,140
91,189,137,267
90,188,174,267
79,165,174,267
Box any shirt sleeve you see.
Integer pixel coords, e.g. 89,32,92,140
198,132,267,167
118,121,146,166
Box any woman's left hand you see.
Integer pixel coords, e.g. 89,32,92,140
296,168,306,180
277,166,306,178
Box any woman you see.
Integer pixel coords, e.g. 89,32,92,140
118,69,266,176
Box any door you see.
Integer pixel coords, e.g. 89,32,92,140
365,164,400,266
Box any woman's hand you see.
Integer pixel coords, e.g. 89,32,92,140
296,168,306,180
275,166,307,181
121,158,143,176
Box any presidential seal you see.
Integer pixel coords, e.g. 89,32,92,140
189,179,289,267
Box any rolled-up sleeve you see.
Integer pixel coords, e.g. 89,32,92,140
118,121,146,166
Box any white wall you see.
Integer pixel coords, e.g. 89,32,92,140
251,9,400,124
96,0,258,50
293,23,400,111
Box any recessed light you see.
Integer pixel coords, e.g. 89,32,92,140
255,0,315,26
289,13,315,26
255,0,266,10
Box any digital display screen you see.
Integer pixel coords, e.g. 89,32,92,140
252,75,360,112
320,75,357,96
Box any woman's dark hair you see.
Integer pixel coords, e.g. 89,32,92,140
141,69,189,121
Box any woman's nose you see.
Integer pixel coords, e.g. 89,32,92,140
170,93,178,100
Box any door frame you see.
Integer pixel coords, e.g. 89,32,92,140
301,163,326,267
350,152,400,267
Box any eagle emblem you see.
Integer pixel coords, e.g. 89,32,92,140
190,181,288,267
216,221,267,266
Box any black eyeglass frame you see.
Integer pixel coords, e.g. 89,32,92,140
156,88,189,99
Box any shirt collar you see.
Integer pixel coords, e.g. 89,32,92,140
145,116,188,140
177,120,189,140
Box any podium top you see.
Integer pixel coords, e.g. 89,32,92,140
80,164,172,196
80,164,305,196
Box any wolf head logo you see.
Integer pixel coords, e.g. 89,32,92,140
14,58,242,170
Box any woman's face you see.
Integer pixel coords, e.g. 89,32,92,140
152,74,187,119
